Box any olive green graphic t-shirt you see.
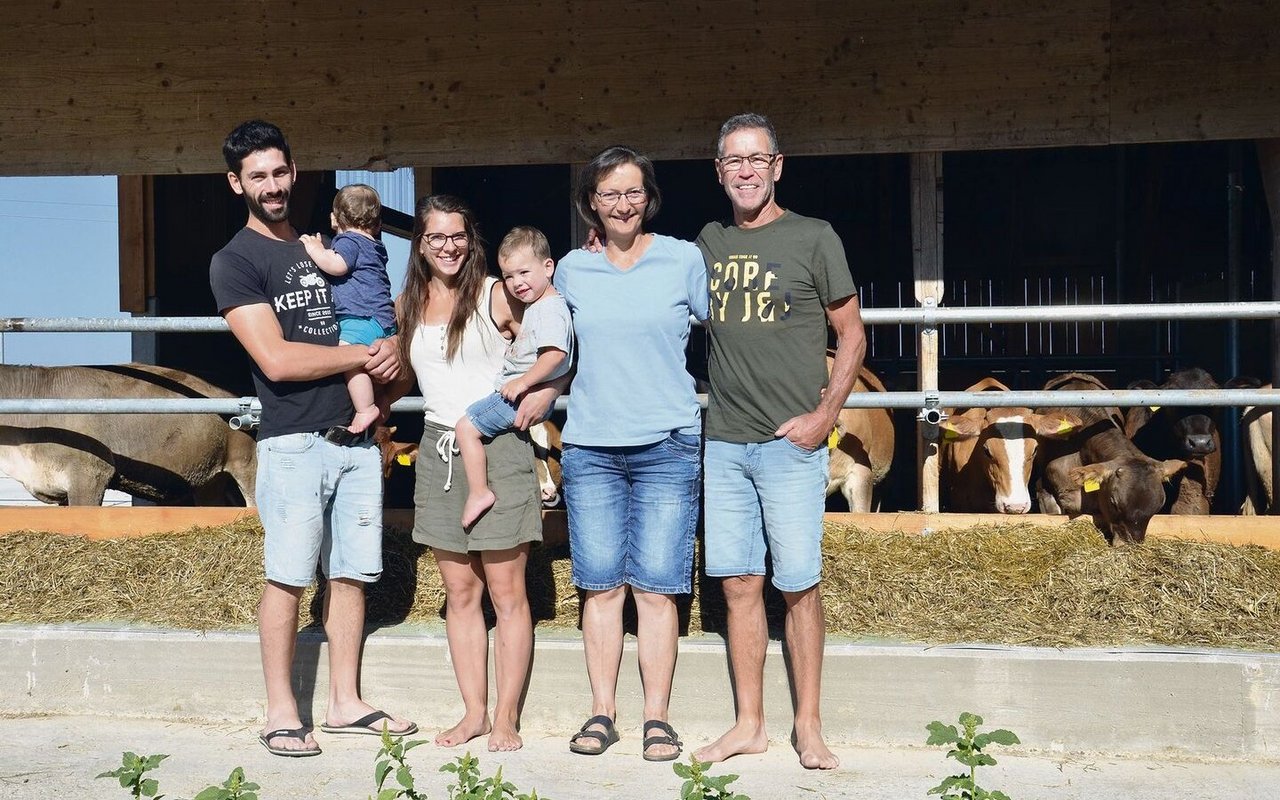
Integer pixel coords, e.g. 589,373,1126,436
696,211,858,443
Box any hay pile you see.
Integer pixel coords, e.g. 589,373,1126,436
1,519,1278,651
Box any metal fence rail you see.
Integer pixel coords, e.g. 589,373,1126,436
3,388,1279,417
7,301,1280,332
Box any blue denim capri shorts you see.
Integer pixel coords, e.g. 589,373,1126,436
561,431,701,594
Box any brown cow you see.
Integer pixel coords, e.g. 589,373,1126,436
1034,372,1186,544
0,363,256,506
825,360,894,512
529,419,563,508
939,377,1079,514
1123,368,1222,515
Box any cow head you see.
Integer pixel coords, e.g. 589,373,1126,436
1125,370,1220,458
1068,457,1187,544
940,409,1080,514
373,426,418,479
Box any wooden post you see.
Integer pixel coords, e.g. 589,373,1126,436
568,162,588,248
911,153,944,512
412,167,433,202
1258,140,1280,514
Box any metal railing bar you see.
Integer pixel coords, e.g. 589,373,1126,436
3,388,1278,416
6,300,1280,333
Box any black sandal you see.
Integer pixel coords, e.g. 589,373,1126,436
569,714,620,755
641,719,683,762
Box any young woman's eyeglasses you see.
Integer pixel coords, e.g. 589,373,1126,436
423,232,470,250
716,153,778,173
594,188,647,206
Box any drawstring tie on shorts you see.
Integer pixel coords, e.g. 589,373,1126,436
435,429,459,492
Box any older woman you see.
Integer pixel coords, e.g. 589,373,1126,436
390,194,552,752
556,146,709,761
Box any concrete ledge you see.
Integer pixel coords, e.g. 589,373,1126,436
2,623,1277,760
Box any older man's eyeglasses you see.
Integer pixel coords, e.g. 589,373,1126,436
716,153,778,173
594,188,647,206
424,232,470,250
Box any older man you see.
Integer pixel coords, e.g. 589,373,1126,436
694,113,867,770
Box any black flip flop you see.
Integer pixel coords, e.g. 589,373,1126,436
569,714,620,755
641,719,683,762
320,710,418,737
258,727,321,757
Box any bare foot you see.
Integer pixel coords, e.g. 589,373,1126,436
488,720,523,752
795,723,839,770
435,713,491,747
693,721,768,763
349,406,380,435
461,488,496,528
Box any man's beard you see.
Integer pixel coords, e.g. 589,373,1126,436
246,189,290,224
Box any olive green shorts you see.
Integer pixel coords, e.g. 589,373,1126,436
412,418,542,554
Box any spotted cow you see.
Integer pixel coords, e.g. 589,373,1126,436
939,377,1080,513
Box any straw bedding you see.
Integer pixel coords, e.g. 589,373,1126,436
1,519,1277,651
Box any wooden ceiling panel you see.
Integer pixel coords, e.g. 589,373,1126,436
0,1,1271,175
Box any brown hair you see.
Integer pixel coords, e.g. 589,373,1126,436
498,225,552,263
396,194,488,364
572,145,662,232
333,184,381,230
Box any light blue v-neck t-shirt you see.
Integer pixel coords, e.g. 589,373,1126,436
555,234,710,446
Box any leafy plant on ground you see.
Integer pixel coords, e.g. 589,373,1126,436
673,753,750,800
192,767,260,800
926,711,1020,800
372,727,432,799
439,751,541,800
97,752,169,799
370,728,545,800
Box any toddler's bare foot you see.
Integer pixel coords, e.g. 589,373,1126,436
349,406,380,434
461,488,496,528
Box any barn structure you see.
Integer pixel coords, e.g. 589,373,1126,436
1,0,1278,513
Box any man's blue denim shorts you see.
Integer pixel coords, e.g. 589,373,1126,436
561,431,701,594
702,437,829,592
255,431,384,587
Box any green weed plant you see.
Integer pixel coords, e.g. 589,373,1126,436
97,752,169,799
926,712,1020,800
672,753,750,800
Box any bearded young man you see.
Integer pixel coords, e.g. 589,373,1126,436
209,120,415,757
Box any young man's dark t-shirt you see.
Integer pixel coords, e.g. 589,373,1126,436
209,227,353,439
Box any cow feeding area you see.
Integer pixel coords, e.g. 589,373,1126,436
0,519,1277,651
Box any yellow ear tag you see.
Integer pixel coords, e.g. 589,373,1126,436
395,454,413,466
827,428,841,450
1056,421,1074,434
1149,405,1160,412
1083,479,1101,493
942,427,958,440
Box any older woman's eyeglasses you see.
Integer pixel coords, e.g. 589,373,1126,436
716,153,778,173
594,188,647,206
423,232,470,250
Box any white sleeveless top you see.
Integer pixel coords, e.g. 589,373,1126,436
409,277,509,427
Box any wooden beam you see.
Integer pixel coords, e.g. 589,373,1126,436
5,1,1273,176
116,176,153,314
4,508,1277,550
912,152,944,511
